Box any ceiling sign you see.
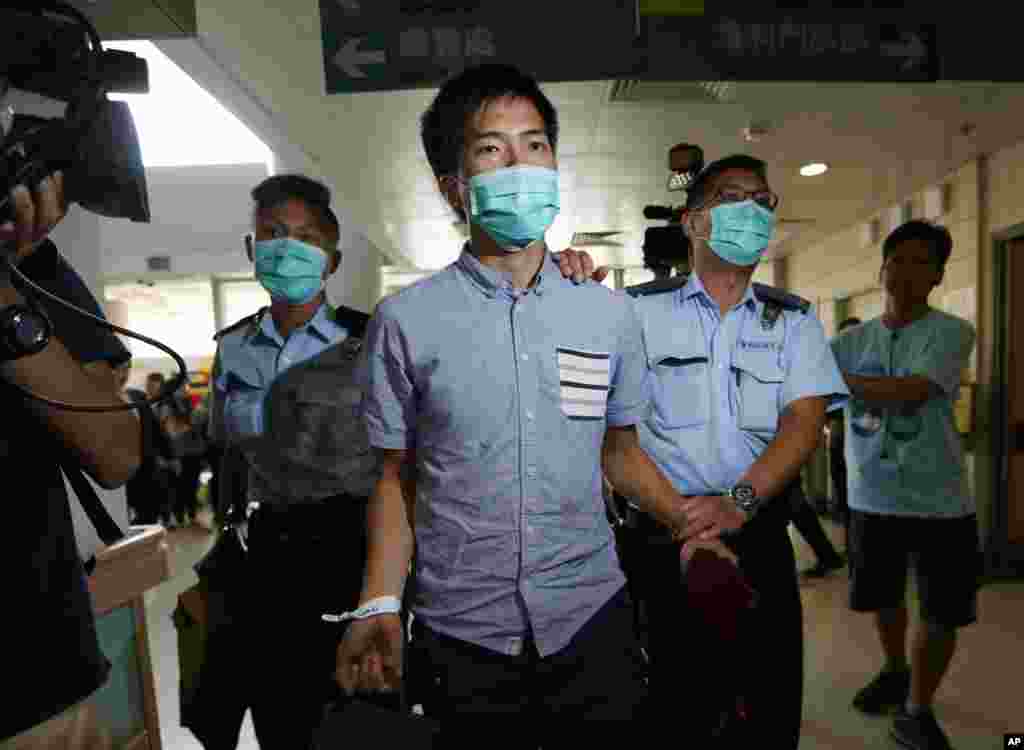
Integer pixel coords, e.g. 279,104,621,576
320,0,640,94
643,16,938,82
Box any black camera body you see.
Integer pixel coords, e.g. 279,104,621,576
641,205,689,278
1,2,150,225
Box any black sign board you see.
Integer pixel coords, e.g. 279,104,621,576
320,0,640,94
320,2,942,93
644,16,938,82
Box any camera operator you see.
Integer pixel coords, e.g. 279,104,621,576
0,161,142,748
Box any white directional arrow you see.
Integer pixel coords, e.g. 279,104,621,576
880,31,928,72
334,36,387,78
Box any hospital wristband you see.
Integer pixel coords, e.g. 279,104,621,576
321,595,402,623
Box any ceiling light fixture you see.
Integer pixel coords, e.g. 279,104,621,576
800,162,828,177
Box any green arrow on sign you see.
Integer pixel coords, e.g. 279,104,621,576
334,34,388,79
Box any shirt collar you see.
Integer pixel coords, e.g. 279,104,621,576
250,301,339,346
456,243,555,299
683,272,757,311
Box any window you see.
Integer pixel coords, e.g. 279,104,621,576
105,278,216,375
218,279,266,330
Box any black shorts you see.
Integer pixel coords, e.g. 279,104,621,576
848,511,982,628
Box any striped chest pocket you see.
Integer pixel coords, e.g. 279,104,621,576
556,347,610,421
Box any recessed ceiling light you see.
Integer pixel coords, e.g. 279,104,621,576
800,162,828,177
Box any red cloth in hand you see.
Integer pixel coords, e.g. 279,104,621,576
681,547,757,643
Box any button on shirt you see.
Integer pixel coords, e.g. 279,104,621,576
362,248,650,657
635,273,849,495
831,310,975,517
211,303,350,503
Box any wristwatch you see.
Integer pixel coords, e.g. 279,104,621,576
728,481,762,520
0,303,52,361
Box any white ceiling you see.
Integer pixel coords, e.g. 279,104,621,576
295,78,1024,270
156,2,1024,273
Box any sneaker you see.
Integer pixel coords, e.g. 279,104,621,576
891,708,954,750
852,668,911,714
801,558,845,578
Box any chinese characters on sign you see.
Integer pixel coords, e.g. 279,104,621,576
697,19,935,81
398,26,497,61
712,21,880,59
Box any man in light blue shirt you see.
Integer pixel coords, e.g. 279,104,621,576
206,174,375,748
565,154,849,747
335,63,731,742
832,220,978,750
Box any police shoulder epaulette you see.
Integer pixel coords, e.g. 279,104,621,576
332,305,370,339
752,283,811,314
213,307,266,341
625,275,687,299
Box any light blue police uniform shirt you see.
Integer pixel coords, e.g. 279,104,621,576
830,310,976,517
362,248,650,657
211,302,349,501
634,273,849,495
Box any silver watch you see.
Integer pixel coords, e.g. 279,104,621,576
728,481,761,518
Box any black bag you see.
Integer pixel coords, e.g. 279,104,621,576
174,523,251,748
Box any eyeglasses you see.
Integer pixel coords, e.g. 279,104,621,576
705,187,779,212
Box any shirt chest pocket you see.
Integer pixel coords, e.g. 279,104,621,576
223,372,265,441
732,348,785,433
648,342,710,429
647,325,712,430
555,347,611,421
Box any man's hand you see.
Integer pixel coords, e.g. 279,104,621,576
0,172,67,267
334,614,404,696
679,495,747,542
554,247,611,285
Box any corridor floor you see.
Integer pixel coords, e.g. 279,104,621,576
144,514,1022,749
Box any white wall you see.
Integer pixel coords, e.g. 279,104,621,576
50,206,104,297
100,162,269,278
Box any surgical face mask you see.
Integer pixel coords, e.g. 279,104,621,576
465,165,560,251
253,237,328,304
704,199,776,267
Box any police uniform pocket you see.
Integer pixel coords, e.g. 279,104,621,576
733,349,784,433
649,353,710,429
223,381,265,440
556,347,610,421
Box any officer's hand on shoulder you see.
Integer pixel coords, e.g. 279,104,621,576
679,494,747,542
335,613,404,696
554,247,611,285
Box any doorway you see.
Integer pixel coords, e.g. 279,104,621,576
991,232,1024,575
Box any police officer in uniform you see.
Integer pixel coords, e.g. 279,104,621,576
208,174,376,748
565,154,849,747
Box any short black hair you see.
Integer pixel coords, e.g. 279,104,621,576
838,317,862,332
420,63,559,178
251,174,340,248
882,220,952,269
685,154,768,212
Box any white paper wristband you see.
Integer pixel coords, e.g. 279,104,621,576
321,595,402,623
